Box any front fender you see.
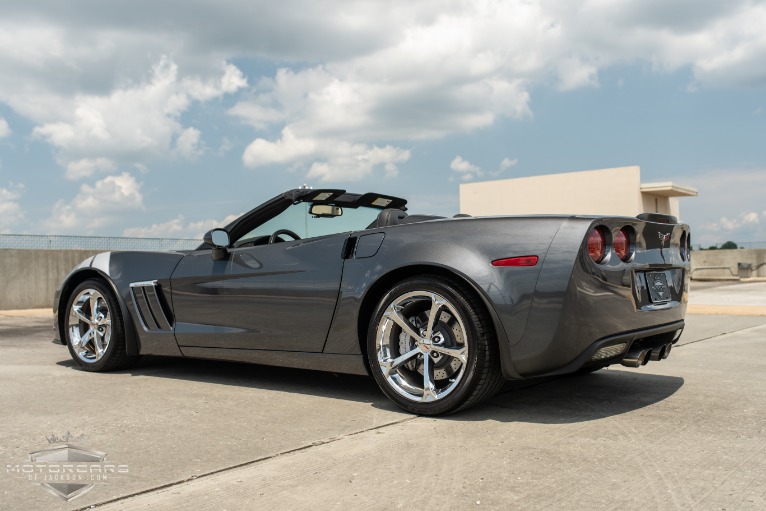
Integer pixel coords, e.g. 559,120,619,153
53,253,140,356
54,251,186,357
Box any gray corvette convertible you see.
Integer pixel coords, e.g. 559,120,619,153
53,188,690,415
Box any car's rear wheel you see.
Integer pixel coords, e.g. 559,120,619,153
367,276,504,415
65,279,135,371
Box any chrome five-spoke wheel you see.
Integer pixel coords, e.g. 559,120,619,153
68,288,112,363
367,276,503,415
376,290,468,402
64,279,134,371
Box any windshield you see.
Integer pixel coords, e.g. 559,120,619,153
238,203,381,242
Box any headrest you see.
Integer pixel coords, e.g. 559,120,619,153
375,208,408,228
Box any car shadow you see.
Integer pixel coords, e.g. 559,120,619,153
456,369,685,424
56,355,384,405
56,357,683,423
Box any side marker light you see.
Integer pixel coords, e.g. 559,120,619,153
491,256,539,267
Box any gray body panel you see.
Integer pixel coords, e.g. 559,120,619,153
53,202,689,380
170,234,345,352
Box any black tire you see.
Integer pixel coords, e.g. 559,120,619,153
366,276,504,415
64,279,137,372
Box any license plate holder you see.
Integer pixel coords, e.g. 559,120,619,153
646,272,671,303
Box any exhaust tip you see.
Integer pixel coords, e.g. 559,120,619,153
649,345,666,361
621,349,649,368
662,343,672,359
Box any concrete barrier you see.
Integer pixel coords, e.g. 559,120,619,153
691,248,766,280
0,249,102,310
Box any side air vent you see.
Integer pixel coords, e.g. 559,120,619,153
130,280,173,332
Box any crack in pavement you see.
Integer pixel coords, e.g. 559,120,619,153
676,321,766,347
75,415,417,511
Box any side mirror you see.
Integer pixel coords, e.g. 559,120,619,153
203,228,230,261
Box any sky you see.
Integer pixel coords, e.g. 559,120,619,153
0,0,764,248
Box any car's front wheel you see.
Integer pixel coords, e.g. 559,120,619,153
367,276,504,415
65,279,136,371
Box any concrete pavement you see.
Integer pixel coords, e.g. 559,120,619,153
1,308,765,510
688,281,766,315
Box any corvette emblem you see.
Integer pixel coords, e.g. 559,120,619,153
658,232,671,247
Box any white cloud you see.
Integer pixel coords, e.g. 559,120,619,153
683,168,766,246
175,127,203,160
306,143,410,182
123,213,241,239
229,0,766,176
244,128,410,182
449,155,518,181
450,156,482,181
228,101,286,130
26,58,245,173
243,128,318,167
47,173,144,233
123,215,186,238
500,158,518,171
0,117,10,138
712,211,760,231
483,157,520,178
65,157,117,180
1,0,766,187
0,183,24,232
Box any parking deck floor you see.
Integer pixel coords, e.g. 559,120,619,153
1,284,765,510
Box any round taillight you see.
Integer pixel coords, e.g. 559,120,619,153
614,227,633,262
680,231,688,261
587,227,606,263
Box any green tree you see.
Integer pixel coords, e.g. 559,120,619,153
721,241,738,249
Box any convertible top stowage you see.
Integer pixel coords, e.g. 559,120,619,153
54,188,690,415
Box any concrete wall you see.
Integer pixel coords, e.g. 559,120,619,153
459,166,695,221
460,166,644,217
0,249,102,310
691,248,766,279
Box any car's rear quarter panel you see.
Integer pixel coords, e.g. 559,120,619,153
323,217,571,367
509,217,689,376
326,215,689,380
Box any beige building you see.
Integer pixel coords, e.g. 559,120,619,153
459,166,698,219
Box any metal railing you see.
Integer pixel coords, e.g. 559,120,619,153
690,266,738,278
0,234,200,252
691,262,766,279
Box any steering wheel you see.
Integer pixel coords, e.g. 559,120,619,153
268,229,302,244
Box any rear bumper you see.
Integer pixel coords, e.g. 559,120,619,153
531,320,684,377
508,244,689,377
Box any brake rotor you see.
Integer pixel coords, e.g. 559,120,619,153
397,311,464,381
